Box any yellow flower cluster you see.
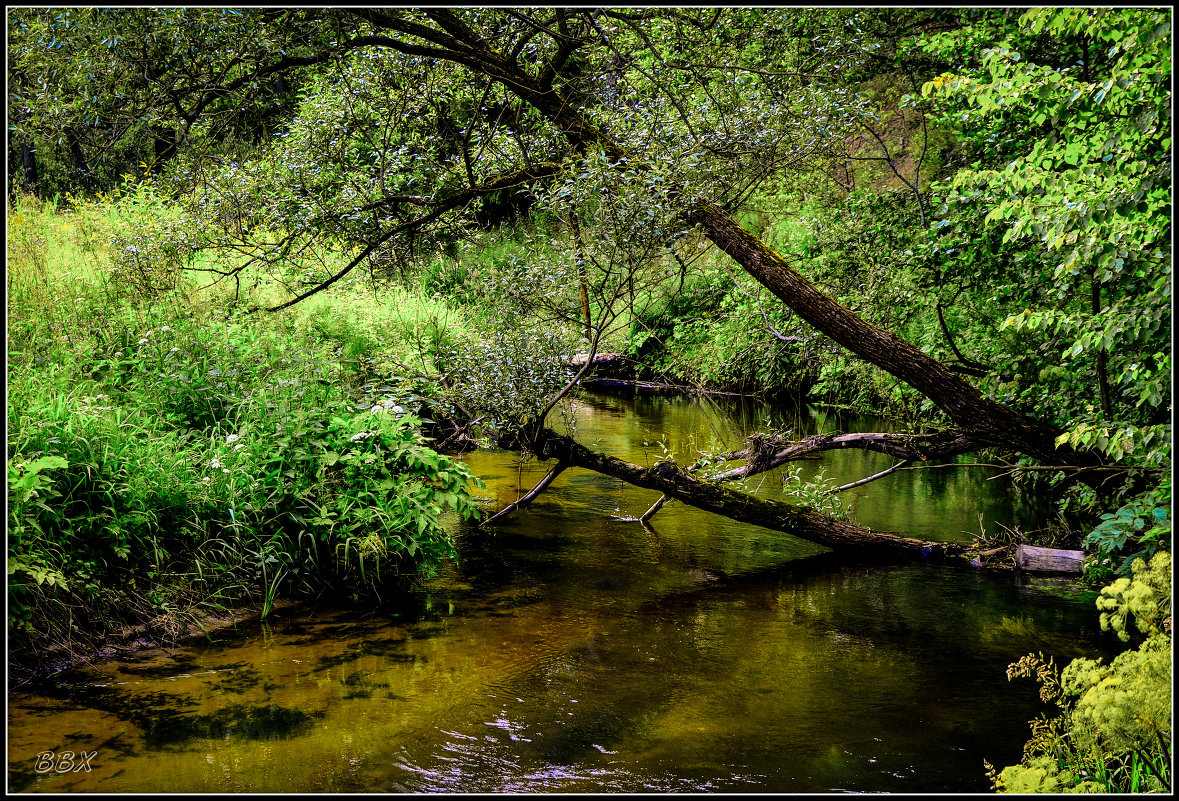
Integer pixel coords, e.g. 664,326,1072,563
1096,551,1171,641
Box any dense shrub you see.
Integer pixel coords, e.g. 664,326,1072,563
7,195,482,666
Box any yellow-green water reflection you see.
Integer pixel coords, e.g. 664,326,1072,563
8,389,1113,792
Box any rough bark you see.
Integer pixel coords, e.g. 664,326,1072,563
343,11,1108,485
528,427,964,560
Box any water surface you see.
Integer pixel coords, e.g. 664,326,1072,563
7,389,1113,793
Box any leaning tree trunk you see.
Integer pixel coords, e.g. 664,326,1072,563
682,201,1086,466
454,35,1108,484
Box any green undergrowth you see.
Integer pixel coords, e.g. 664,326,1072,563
7,194,483,672
990,552,1172,793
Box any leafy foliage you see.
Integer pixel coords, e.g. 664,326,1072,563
1083,479,1171,580
7,196,482,659
922,9,1170,435
994,551,1171,793
1094,550,1172,642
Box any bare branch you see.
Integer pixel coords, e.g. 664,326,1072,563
826,460,913,494
708,430,981,483
480,462,568,528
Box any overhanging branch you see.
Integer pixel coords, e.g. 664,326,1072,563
257,162,564,312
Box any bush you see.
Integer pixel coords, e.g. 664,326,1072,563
991,552,1172,793
7,197,483,666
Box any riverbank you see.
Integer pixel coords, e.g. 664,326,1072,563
8,597,304,689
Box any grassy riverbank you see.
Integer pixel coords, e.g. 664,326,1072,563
7,193,484,674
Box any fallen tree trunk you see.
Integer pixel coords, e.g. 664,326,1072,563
527,427,965,560
1015,545,1086,574
569,352,636,379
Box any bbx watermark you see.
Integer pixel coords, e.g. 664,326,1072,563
34,751,98,773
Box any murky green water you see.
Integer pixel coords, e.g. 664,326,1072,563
8,389,1114,793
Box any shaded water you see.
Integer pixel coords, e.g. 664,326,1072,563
8,389,1114,793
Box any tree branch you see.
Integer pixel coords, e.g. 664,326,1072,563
259,162,564,312
480,462,569,528
826,460,913,494
708,430,981,483
529,427,964,559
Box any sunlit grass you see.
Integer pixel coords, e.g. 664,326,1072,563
7,194,482,672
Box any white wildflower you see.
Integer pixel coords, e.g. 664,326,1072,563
210,457,222,469
225,434,240,444
371,399,404,416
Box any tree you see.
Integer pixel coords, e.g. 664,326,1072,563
922,8,1170,447
10,8,1168,560
7,8,322,195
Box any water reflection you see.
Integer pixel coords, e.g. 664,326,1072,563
8,389,1113,793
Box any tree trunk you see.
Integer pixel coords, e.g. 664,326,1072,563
1091,279,1114,421
683,200,1080,464
568,207,592,341
531,427,964,560
11,110,38,195
405,28,1107,482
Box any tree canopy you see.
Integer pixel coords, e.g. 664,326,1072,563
7,7,1171,562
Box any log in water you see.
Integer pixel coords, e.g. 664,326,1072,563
1015,545,1086,574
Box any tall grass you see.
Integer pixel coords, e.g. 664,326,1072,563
7,193,482,673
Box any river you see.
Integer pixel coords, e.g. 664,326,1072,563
7,388,1115,792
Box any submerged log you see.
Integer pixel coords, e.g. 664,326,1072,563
1014,545,1086,574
